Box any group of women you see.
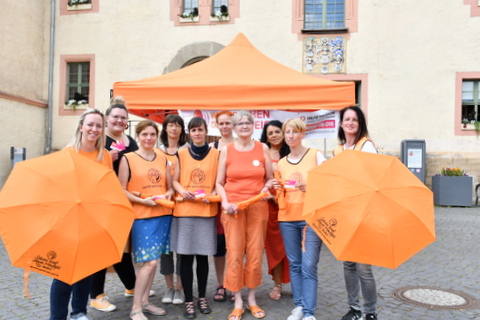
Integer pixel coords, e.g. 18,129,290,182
49,99,379,320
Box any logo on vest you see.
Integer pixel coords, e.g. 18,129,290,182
148,168,162,183
289,172,304,183
190,168,206,184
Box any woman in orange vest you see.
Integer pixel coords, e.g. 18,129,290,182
118,120,174,320
157,114,188,305
171,117,219,319
335,106,378,320
50,109,112,320
210,111,235,303
275,118,325,320
216,111,273,320
259,120,290,300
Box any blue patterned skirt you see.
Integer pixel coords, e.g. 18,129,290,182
131,215,172,263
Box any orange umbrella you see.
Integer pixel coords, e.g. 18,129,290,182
132,191,176,209
302,150,435,269
175,195,222,203
0,148,135,285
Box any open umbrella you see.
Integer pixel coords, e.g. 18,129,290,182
302,150,435,269
0,148,135,285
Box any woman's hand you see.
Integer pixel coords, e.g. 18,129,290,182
143,196,158,207
164,189,174,200
222,202,238,215
181,190,197,202
296,181,307,192
110,149,120,162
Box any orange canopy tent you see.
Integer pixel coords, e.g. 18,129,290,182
113,33,355,123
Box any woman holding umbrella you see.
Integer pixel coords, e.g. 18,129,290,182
259,120,290,300
275,118,325,320
216,111,273,320
50,109,113,320
118,120,174,320
171,117,219,319
334,106,378,320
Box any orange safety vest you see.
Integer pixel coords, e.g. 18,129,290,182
124,151,172,219
173,148,219,218
333,137,375,156
277,148,318,222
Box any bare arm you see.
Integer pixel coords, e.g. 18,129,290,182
215,146,238,214
172,158,196,201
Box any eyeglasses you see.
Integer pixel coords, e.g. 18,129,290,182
235,122,253,127
110,115,128,121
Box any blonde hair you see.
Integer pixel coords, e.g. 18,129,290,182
282,118,306,133
72,109,106,162
232,111,254,126
105,95,128,116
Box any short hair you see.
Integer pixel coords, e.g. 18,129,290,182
282,118,307,133
73,109,106,161
159,114,187,147
105,95,128,116
214,111,234,123
338,106,369,145
188,117,208,133
232,111,254,126
136,120,159,137
260,120,290,158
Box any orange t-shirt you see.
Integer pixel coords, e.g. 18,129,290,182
76,147,113,170
174,148,219,217
124,151,172,219
224,141,266,202
277,148,317,222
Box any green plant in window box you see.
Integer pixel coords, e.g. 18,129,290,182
68,0,92,6
211,5,229,20
180,7,199,21
66,92,88,111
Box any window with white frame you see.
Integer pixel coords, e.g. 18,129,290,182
66,62,90,104
183,0,199,16
462,80,480,122
304,0,345,30
213,0,228,15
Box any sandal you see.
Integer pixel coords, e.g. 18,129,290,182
184,302,196,319
269,284,282,300
246,304,266,319
142,303,166,316
130,310,148,320
214,285,227,302
228,307,244,320
198,298,212,314
230,292,235,302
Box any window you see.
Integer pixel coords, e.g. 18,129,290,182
461,80,480,122
66,62,90,103
183,0,198,15
304,0,345,30
213,0,228,14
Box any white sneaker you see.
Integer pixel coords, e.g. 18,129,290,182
287,306,303,320
71,313,90,320
162,288,175,303
302,316,316,320
172,289,185,304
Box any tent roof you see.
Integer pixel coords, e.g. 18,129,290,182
113,33,355,123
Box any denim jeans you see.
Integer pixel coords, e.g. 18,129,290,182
280,221,322,317
50,276,93,320
343,261,377,314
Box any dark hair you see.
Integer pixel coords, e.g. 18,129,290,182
338,106,369,145
136,120,159,137
260,120,290,158
188,117,208,133
160,114,187,147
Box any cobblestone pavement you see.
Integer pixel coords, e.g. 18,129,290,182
0,207,479,320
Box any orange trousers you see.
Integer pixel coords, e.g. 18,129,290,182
221,201,268,292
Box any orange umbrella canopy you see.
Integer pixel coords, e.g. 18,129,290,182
302,150,436,269
113,33,355,123
0,148,135,285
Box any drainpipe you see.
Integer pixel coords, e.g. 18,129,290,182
45,0,56,154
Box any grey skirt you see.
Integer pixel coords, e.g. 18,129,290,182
170,216,216,255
